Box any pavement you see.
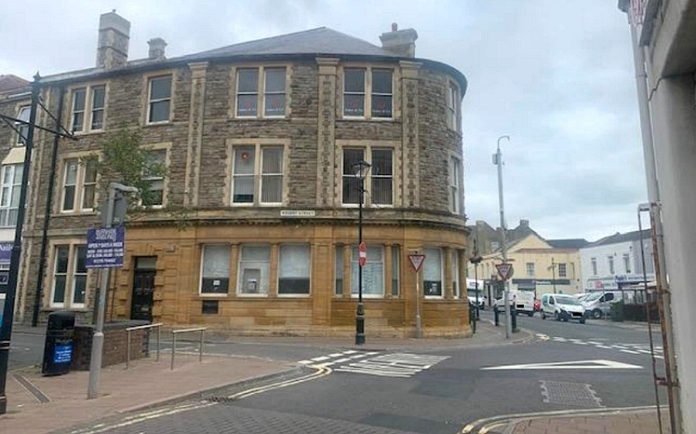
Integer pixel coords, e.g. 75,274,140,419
1,319,670,434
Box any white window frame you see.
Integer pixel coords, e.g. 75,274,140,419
446,81,460,131
591,257,598,276
230,143,285,206
623,254,631,274
423,247,444,298
237,244,271,296
234,66,288,119
452,250,460,298
608,256,615,275
199,244,231,296
526,262,535,277
147,75,172,124
450,156,462,215
350,244,385,298
342,67,394,120
60,157,98,214
278,244,311,297
558,262,567,278
142,148,168,208
0,164,23,228
16,106,30,146
49,244,88,308
341,147,394,207
70,84,106,133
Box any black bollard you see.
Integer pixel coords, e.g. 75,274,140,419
511,306,518,332
494,306,500,326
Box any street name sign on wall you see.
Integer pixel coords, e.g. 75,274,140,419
86,226,125,269
496,262,514,281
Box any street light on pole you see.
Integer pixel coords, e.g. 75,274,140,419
353,160,371,346
493,135,512,339
548,257,557,294
470,239,483,320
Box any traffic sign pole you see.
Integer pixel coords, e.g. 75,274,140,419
408,254,426,338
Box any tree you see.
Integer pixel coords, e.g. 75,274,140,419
83,126,191,228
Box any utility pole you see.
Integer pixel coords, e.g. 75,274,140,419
550,257,557,294
494,135,511,339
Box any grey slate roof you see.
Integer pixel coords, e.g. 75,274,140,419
546,239,590,249
586,230,651,247
185,27,400,60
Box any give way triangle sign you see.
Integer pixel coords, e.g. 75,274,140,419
495,262,514,280
408,254,426,272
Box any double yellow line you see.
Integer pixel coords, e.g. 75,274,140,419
226,365,332,400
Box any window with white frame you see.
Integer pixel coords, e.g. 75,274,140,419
61,158,98,213
231,145,283,205
343,68,393,119
423,248,443,296
50,244,87,308
351,245,384,296
446,82,459,130
450,157,462,214
236,67,287,118
16,106,30,145
278,244,310,295
526,262,535,277
0,164,23,227
452,250,460,298
238,245,270,295
147,75,172,123
391,245,400,296
71,85,105,132
143,149,167,207
200,245,230,294
623,253,631,274
608,256,615,275
591,257,597,275
342,148,393,206
558,262,567,278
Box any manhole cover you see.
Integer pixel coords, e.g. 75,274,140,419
540,380,603,407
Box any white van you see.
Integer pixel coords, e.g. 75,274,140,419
581,291,616,319
540,293,586,324
495,290,535,316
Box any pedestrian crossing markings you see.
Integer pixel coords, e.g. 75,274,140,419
298,351,449,378
548,336,664,359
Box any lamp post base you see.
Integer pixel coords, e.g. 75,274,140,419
355,303,365,345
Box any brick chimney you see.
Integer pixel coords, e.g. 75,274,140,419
96,10,130,69
520,219,529,228
148,38,167,60
379,23,418,58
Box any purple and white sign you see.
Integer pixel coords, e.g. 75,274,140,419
0,242,12,265
86,227,125,268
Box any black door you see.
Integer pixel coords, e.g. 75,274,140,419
131,257,157,321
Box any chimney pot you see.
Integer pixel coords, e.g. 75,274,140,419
391,23,398,31
148,37,167,60
96,11,130,69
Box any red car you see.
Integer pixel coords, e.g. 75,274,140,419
534,299,542,312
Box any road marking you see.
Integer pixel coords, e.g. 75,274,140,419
536,333,550,341
481,359,642,370
620,349,641,354
334,353,449,378
297,350,376,366
552,337,567,342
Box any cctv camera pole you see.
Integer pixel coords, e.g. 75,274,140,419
494,135,511,339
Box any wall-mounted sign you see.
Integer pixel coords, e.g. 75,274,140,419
280,210,316,217
86,226,125,268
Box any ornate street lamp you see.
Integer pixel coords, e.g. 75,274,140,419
353,160,371,345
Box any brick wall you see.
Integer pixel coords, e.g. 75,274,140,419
71,320,150,370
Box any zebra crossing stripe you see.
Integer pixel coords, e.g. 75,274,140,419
620,349,641,354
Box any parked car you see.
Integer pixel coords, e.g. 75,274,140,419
467,292,486,310
540,293,586,324
494,290,535,317
581,291,616,319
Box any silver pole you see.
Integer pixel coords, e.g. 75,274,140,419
156,325,160,362
495,135,511,339
199,330,204,362
87,185,115,399
415,269,422,338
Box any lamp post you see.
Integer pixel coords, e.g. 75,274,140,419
470,239,483,320
353,160,371,346
549,257,557,294
493,135,512,339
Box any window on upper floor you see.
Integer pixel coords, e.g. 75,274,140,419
526,262,535,277
623,253,631,274
450,157,462,215
343,67,393,119
61,158,98,213
16,106,30,146
558,263,567,278
50,244,88,308
608,256,615,275
235,67,287,118
231,145,284,205
342,148,393,206
0,164,23,227
591,257,597,275
147,75,172,123
446,82,460,131
142,149,167,208
71,85,106,132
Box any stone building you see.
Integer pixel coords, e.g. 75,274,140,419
17,13,470,337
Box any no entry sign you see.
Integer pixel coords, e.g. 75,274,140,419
358,242,367,267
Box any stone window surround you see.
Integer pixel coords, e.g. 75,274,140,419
335,139,401,208
67,81,108,134
227,63,293,120
142,69,176,126
141,142,172,209
47,239,91,310
55,151,100,215
448,152,463,216
337,63,401,121
446,79,461,133
196,242,312,299
335,243,402,300
223,138,291,207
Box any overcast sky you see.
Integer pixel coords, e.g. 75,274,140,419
0,0,644,242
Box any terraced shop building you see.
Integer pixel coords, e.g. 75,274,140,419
17,13,470,337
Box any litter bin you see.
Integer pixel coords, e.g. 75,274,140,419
42,311,76,376
610,301,625,322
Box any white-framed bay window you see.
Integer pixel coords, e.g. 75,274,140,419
351,244,384,297
423,247,443,297
61,157,98,213
0,164,23,227
342,147,393,206
278,244,310,295
238,244,270,295
231,143,284,206
200,244,230,295
50,244,87,308
343,67,393,119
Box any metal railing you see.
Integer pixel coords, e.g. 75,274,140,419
125,323,162,369
171,327,206,370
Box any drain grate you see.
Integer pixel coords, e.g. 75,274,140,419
540,380,603,408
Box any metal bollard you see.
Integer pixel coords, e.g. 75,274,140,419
511,306,518,332
494,306,500,326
